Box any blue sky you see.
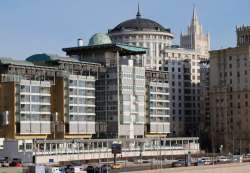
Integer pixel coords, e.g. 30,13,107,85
0,0,249,59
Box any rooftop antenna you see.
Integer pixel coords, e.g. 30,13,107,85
136,2,141,18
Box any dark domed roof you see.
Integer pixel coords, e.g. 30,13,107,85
110,18,171,33
109,5,171,33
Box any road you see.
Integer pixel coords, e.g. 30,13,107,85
0,167,23,173
1,162,250,173
118,162,250,173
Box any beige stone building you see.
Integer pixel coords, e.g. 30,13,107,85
210,26,250,153
180,7,210,57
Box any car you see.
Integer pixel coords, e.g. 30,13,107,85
98,164,112,173
46,167,62,173
0,157,9,167
9,158,22,167
172,160,186,167
231,155,243,163
134,159,150,164
194,159,205,166
85,165,96,173
217,156,230,163
200,157,213,165
111,164,122,169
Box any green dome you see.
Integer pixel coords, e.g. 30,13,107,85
88,33,112,46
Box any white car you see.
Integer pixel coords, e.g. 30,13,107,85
217,156,230,162
200,157,213,165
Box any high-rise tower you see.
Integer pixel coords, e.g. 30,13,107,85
180,6,210,57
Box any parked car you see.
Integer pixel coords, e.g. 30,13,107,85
9,158,22,167
194,159,205,166
98,164,111,173
217,156,230,163
65,166,85,173
85,165,96,173
200,157,213,165
0,157,9,167
231,155,243,163
46,167,62,173
172,160,186,167
111,163,122,169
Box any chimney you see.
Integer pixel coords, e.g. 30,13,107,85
77,38,84,47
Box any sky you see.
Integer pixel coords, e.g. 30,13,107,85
0,0,249,60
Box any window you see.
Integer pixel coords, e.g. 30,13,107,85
21,85,30,92
31,86,40,93
31,95,40,102
230,95,233,99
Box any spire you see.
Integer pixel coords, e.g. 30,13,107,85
192,4,198,22
136,3,141,18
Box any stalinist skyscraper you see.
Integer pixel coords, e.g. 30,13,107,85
180,6,210,57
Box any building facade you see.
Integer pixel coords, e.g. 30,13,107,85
0,54,101,140
199,60,211,150
163,47,207,137
109,6,210,138
145,70,170,137
63,33,150,139
210,26,250,153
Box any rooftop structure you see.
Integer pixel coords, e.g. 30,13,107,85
88,33,112,46
236,25,250,47
108,6,173,69
109,5,171,34
180,6,210,57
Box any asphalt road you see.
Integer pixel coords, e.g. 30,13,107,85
0,167,23,173
112,162,250,173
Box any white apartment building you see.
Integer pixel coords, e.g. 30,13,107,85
67,75,96,135
148,81,170,134
18,80,51,134
96,60,146,139
119,61,145,138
